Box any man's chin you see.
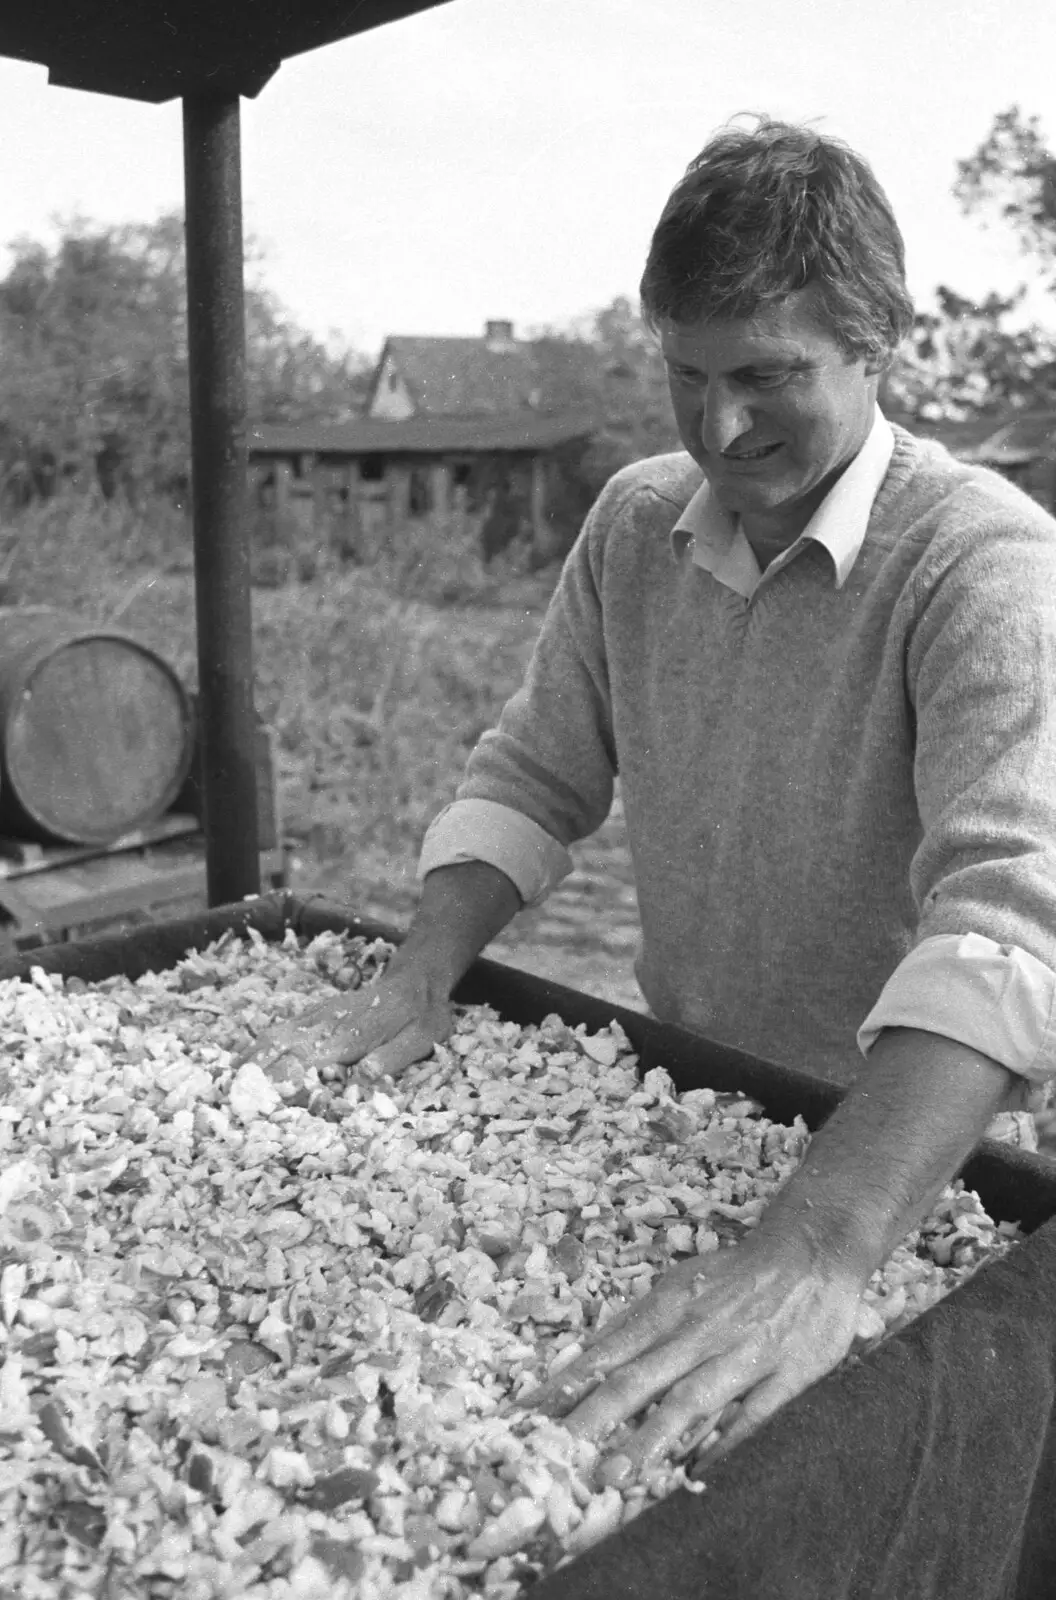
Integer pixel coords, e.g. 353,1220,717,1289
708,480,790,518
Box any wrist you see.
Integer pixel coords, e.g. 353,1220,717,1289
394,860,522,999
752,1031,1020,1285
385,937,457,1006
753,1176,888,1290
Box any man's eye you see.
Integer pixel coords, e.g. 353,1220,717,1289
747,371,789,389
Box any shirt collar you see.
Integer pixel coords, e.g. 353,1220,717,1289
670,407,895,599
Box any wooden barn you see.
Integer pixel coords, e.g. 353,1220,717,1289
247,408,596,562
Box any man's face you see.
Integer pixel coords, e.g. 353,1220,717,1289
659,289,882,549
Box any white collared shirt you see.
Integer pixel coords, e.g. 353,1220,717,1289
671,407,895,599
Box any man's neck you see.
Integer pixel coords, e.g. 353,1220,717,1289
739,449,863,567
739,514,812,570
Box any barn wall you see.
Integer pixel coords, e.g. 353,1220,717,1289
248,445,565,565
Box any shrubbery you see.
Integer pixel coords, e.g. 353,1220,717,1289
0,213,368,510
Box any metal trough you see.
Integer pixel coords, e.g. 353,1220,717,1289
3,891,1055,1599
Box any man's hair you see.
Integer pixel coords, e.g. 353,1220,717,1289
639,117,915,363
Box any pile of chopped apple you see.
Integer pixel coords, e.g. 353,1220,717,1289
0,928,1021,1599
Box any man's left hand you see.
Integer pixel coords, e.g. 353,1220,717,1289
533,1228,867,1484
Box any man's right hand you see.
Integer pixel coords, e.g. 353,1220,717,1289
240,859,524,1085
241,962,455,1082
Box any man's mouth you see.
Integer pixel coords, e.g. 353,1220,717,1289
721,442,782,463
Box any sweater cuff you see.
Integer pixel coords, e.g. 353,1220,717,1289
418,799,573,908
857,932,1056,1085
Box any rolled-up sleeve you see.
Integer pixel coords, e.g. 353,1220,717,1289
861,499,1056,1086
418,797,573,907
858,932,1056,1083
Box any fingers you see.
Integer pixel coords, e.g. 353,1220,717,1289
238,997,348,1065
536,1265,716,1418
242,992,396,1073
676,1399,742,1464
596,1399,737,1490
242,983,454,1097
347,1020,447,1081
556,1307,737,1449
234,1032,312,1074
608,1323,852,1485
534,1303,658,1417
593,1351,787,1487
687,1377,792,1474
611,1358,754,1478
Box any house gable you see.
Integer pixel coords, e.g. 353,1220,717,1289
367,347,416,419
363,323,543,419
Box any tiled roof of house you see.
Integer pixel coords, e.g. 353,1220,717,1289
891,408,1056,465
248,411,597,457
367,334,543,417
957,409,1056,467
887,411,1008,457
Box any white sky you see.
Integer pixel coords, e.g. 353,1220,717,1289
2,0,1055,358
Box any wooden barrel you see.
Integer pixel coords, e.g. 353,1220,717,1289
0,608,194,845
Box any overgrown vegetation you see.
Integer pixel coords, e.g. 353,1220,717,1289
0,213,368,508
0,491,550,920
884,105,1056,422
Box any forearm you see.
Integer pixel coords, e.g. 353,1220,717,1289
755,1026,1021,1281
392,861,523,998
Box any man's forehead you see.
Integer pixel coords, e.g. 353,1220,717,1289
658,289,838,361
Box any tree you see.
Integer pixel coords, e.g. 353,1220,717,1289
0,215,190,501
528,296,681,543
883,285,1056,421
954,106,1056,281
878,108,1056,425
245,280,368,427
531,296,678,465
0,213,369,504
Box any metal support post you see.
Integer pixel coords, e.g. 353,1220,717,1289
182,93,260,904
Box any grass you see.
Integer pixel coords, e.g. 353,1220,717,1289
249,572,548,908
0,491,556,919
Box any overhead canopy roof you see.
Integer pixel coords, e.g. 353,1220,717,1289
0,1,455,103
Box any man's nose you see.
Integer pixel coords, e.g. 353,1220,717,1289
700,384,753,455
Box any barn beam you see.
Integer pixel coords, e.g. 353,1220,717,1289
182,92,260,904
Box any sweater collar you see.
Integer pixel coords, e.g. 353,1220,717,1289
670,407,895,597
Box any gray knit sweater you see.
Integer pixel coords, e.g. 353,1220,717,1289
444,426,1056,1086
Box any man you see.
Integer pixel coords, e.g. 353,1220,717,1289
251,119,1056,1482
